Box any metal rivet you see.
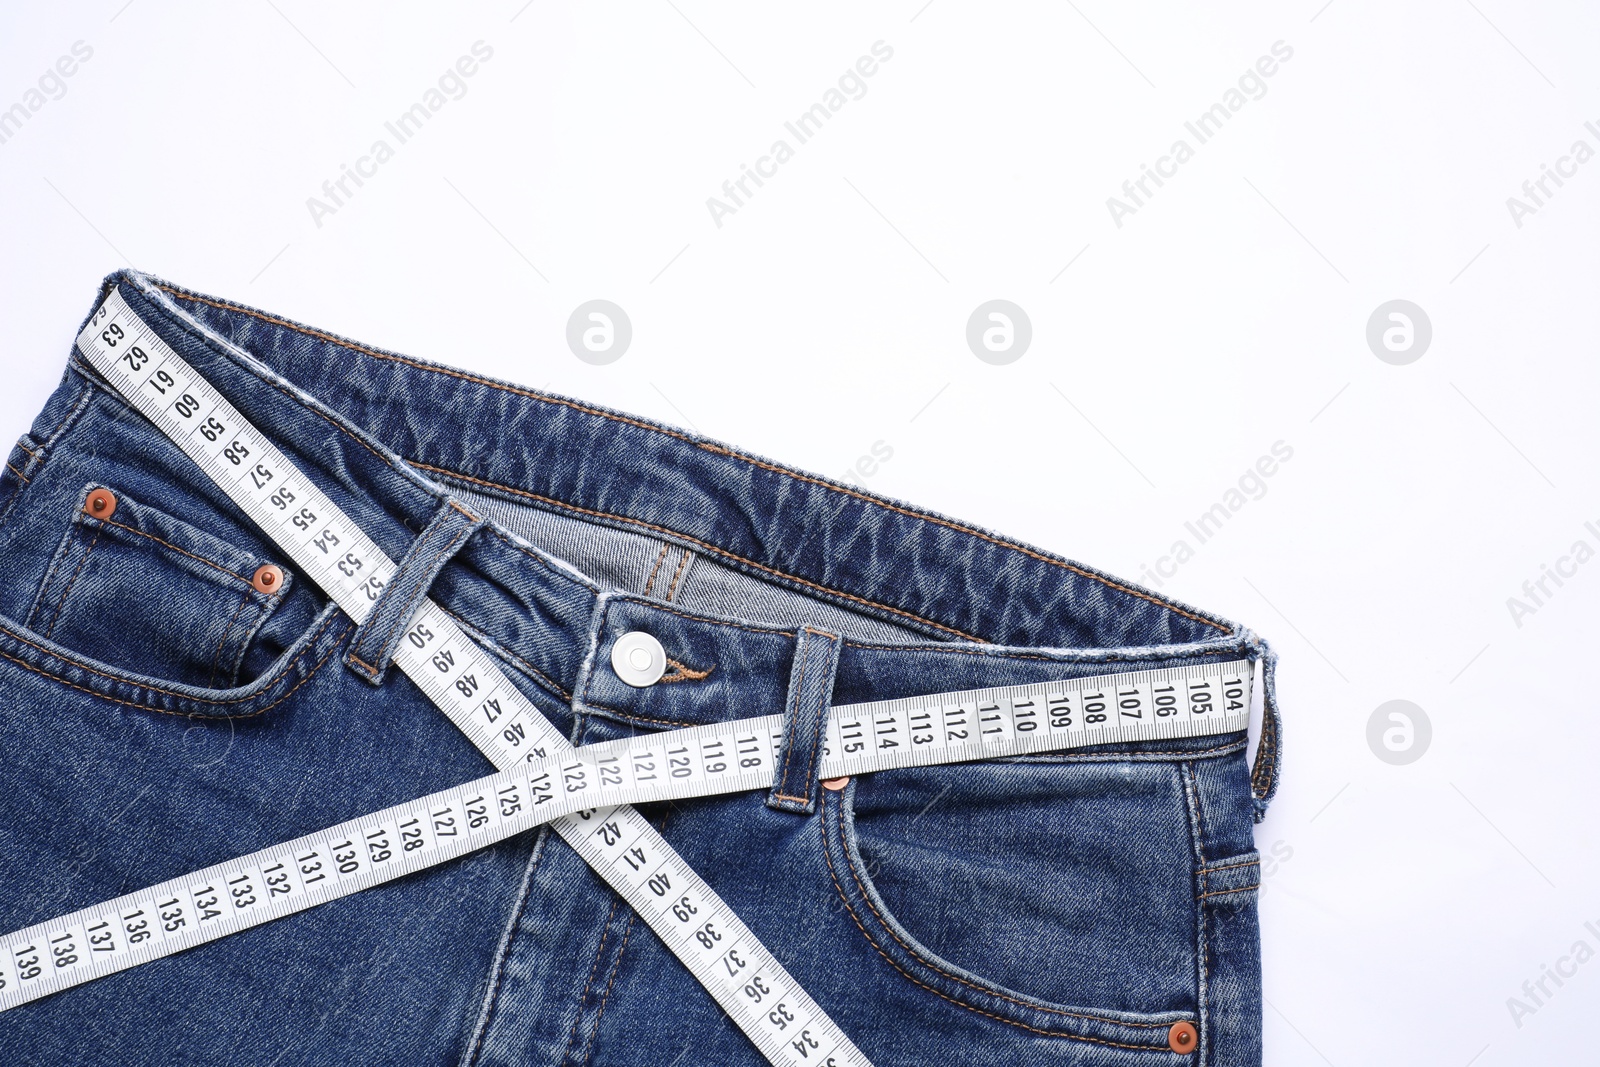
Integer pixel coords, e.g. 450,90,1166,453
1168,1020,1197,1054
251,564,285,595
610,631,666,687
822,777,850,791
83,488,117,520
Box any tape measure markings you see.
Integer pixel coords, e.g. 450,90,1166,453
0,656,1250,1014
67,290,868,1067
9,289,1255,1062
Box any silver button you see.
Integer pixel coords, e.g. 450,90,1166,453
610,631,667,687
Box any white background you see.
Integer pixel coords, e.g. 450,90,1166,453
2,2,1597,1063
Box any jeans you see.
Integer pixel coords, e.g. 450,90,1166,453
0,271,1281,1065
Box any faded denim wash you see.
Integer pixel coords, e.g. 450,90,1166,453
0,271,1281,1065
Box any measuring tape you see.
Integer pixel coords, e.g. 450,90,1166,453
0,286,1252,1062
0,660,1252,1017
52,286,868,1066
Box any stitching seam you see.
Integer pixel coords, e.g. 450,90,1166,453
431,602,571,701
820,793,1175,1044
0,617,350,720
663,549,691,602
207,590,253,688
579,913,636,1067
0,610,343,709
158,286,1228,636
1196,885,1258,900
410,459,983,642
561,896,622,1063
641,543,670,597
44,528,101,641
97,516,255,585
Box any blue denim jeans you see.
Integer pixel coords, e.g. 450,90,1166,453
0,271,1280,1065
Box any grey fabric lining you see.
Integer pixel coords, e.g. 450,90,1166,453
454,486,938,645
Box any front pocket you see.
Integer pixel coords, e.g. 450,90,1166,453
821,761,1201,1048
26,483,299,689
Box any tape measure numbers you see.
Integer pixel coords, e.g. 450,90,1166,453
59,288,868,1067
0,288,1254,1064
0,660,1253,1017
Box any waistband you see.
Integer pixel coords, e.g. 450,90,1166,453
22,270,1281,813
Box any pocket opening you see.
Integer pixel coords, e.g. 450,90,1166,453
17,483,325,693
820,773,1198,1050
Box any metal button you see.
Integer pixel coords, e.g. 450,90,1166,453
822,777,850,792
1168,1020,1197,1054
83,487,117,520
251,564,285,595
610,631,666,687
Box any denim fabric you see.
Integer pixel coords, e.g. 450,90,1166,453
0,270,1278,1065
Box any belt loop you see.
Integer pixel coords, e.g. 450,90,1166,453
766,626,842,815
344,499,483,686
1248,635,1282,823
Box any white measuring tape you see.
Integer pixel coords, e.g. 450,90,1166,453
52,287,868,1066
0,663,1252,1015
0,287,1252,1062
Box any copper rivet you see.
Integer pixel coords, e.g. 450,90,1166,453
1168,1020,1197,1054
251,564,285,595
821,777,850,792
84,487,117,520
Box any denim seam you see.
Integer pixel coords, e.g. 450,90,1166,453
663,549,691,602
1184,762,1210,865
26,518,84,631
0,615,350,719
1179,760,1212,1060
579,912,637,1067
5,462,27,483
0,370,96,531
0,609,344,708
459,826,552,1067
432,601,571,702
95,516,257,585
581,705,702,730
43,374,97,450
560,896,623,1064
1200,858,1260,875
207,589,253,687
641,543,670,596
161,284,1225,636
1000,740,1248,764
409,459,984,642
43,527,101,641
608,599,793,639
404,455,1228,637
227,577,297,688
1196,885,1258,901
819,792,1176,1046
1249,699,1279,798
481,524,600,594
